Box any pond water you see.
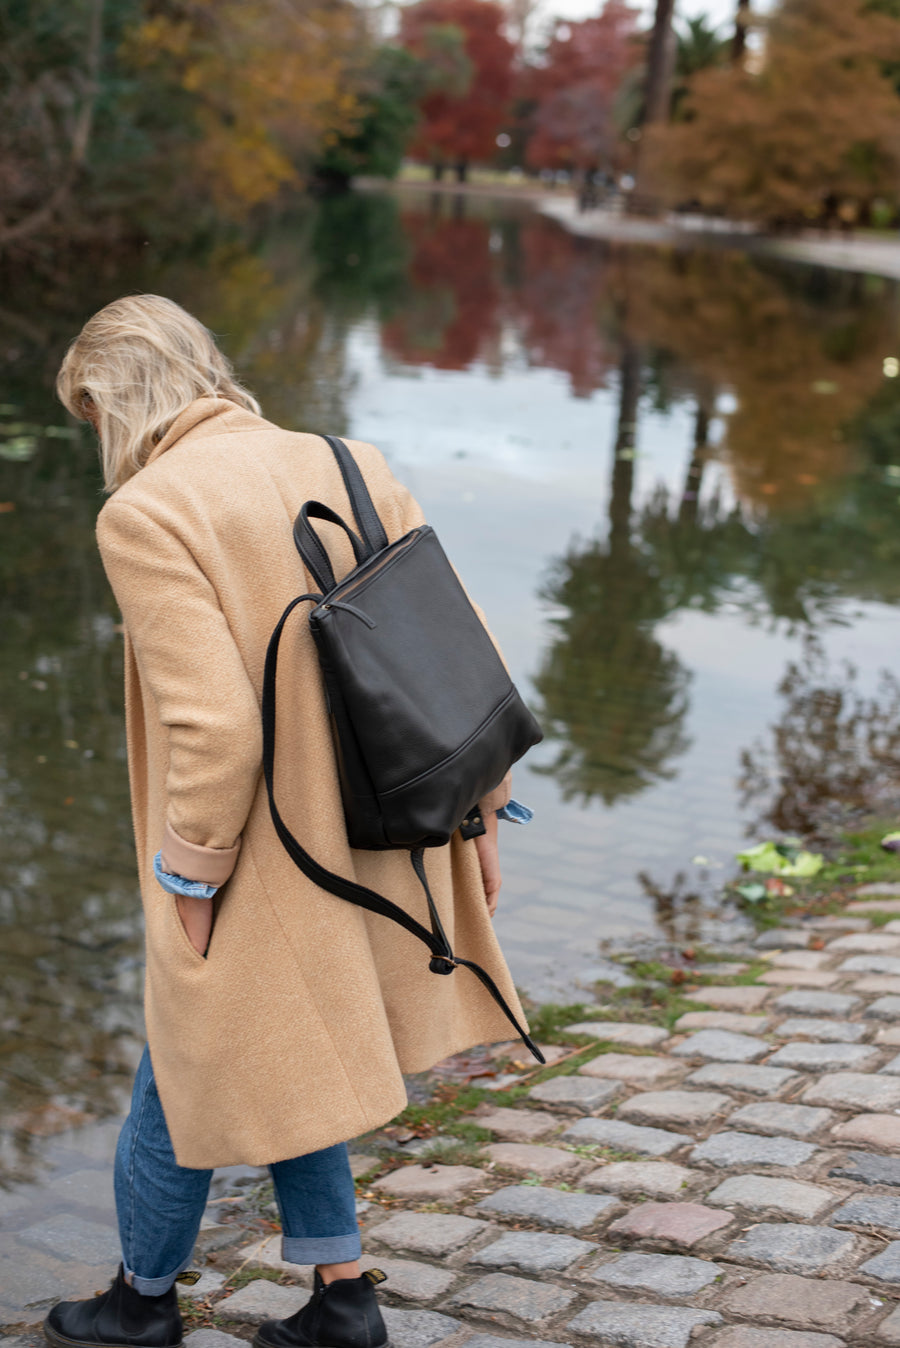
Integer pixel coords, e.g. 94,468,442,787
2,188,900,1187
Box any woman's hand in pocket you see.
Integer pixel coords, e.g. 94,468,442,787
176,893,214,956
474,811,501,917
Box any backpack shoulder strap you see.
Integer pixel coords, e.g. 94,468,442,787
323,435,389,557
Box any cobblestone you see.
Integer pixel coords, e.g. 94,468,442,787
684,1063,798,1095
670,1030,768,1062
462,1337,569,1348
561,1022,669,1047
566,1300,722,1347
840,955,900,975
773,1018,868,1043
831,1113,900,1148
858,1242,900,1284
717,1273,871,1331
865,996,900,1021
359,1257,458,1301
759,970,840,988
617,1089,733,1129
473,1107,562,1143
729,1102,835,1137
18,1213,121,1265
578,1053,686,1087
828,1152,900,1186
672,1012,769,1033
607,1200,735,1245
766,950,831,970
878,1304,900,1343
485,1143,582,1179
879,1052,900,1074
475,1184,619,1230
707,1332,845,1348
581,1160,693,1197
852,975,900,994
562,1117,688,1156
690,1131,818,1169
755,929,811,949
471,1231,595,1274
588,1250,722,1295
220,1281,309,1324
184,1333,246,1348
684,986,770,1011
830,1194,900,1234
724,1222,859,1273
370,1212,488,1256
875,1025,900,1045
527,1076,622,1110
772,990,860,1016
802,1072,900,1112
381,1307,462,1348
827,932,900,952
705,1175,837,1220
373,1166,485,1201
768,1041,881,1071
445,1272,576,1322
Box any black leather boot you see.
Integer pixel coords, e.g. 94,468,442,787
43,1264,183,1348
254,1269,388,1348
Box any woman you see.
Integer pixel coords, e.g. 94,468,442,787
46,295,531,1348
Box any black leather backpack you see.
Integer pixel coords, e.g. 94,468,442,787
263,436,544,1060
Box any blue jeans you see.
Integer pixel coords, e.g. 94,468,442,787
115,1047,362,1294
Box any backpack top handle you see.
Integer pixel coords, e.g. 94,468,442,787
322,434,389,556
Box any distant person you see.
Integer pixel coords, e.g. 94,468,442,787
46,295,530,1348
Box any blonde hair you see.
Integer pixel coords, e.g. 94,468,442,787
56,294,261,492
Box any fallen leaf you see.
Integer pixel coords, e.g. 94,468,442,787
0,502,15,513
670,969,687,985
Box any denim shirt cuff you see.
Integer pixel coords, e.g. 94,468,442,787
153,850,219,899
496,798,534,824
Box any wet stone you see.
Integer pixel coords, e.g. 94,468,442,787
373,1165,484,1201
802,1072,900,1112
865,997,900,1021
607,1200,734,1246
690,1131,817,1169
485,1143,580,1179
718,1273,870,1330
685,1063,797,1096
589,1250,722,1296
828,1152,900,1186
578,1053,686,1087
708,1332,845,1348
582,1160,693,1198
768,1042,880,1072
528,1077,621,1111
673,1012,769,1034
369,1212,488,1257
670,1031,768,1063
562,1117,687,1157
725,1222,858,1274
773,990,860,1017
360,1257,457,1302
561,1021,669,1047
471,1231,595,1274
774,1018,868,1043
446,1272,576,1322
729,1102,834,1138
832,1113,900,1149
705,1174,836,1220
685,986,770,1011
381,1307,462,1348
755,929,810,949
18,1212,121,1265
221,1281,309,1324
617,1089,733,1129
859,1241,900,1283
473,1107,562,1144
830,1194,900,1235
566,1300,722,1347
475,1184,619,1231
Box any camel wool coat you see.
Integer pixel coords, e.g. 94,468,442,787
96,397,528,1170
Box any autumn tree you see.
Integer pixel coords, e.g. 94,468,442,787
400,0,514,181
525,2,639,173
647,0,900,226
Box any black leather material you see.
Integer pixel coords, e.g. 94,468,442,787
253,1270,387,1348
262,437,545,1063
43,1266,182,1348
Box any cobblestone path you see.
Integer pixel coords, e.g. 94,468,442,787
10,886,900,1347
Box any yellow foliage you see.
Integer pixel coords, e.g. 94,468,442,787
124,0,365,209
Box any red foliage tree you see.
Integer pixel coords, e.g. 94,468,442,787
526,1,640,172
401,0,514,177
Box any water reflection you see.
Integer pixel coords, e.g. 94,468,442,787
2,190,900,1184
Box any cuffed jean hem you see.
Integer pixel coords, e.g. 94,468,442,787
282,1232,362,1265
124,1258,190,1297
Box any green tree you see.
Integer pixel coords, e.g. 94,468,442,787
313,46,427,188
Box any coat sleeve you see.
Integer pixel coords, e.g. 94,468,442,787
97,499,261,884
